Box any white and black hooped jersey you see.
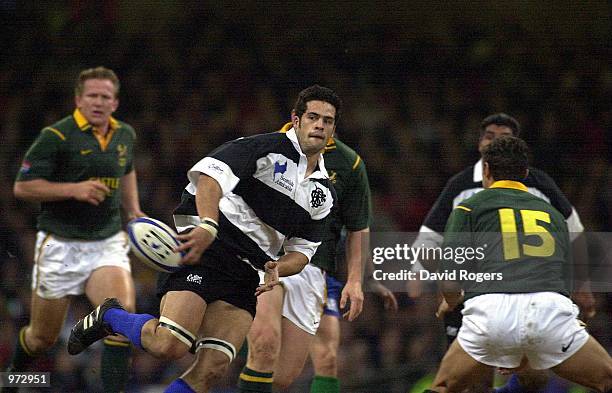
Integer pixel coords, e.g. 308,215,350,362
415,159,584,250
173,128,335,271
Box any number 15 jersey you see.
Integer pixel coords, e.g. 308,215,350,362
441,180,571,300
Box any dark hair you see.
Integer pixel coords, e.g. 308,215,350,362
75,66,120,98
482,136,529,181
293,85,342,122
480,113,521,136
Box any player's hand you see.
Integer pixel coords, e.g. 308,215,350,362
255,261,280,296
435,298,452,320
72,180,110,206
175,227,215,265
340,280,364,321
125,209,147,221
370,281,398,312
406,275,424,299
572,290,596,320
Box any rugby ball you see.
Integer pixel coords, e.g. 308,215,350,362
127,217,183,273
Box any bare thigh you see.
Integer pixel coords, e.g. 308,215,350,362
551,336,612,392
26,293,71,351
431,340,492,393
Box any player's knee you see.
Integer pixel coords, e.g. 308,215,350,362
150,331,190,360
192,351,230,386
313,345,338,375
248,328,281,364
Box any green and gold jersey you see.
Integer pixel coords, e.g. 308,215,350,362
310,137,371,273
16,109,136,240
441,180,571,300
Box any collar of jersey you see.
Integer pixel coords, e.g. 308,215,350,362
282,126,329,179
490,180,528,192
473,159,483,182
73,108,119,132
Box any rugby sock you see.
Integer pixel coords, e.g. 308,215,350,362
103,309,154,349
238,367,273,392
494,374,522,393
310,375,340,393
164,378,196,393
7,327,37,371
101,339,131,393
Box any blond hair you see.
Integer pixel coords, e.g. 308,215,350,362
75,66,120,97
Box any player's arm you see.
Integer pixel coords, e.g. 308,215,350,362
14,128,110,205
340,228,367,321
120,169,145,220
411,173,464,273
175,174,220,264
14,178,109,205
438,206,471,314
534,168,594,317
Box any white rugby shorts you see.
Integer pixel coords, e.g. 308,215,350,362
32,231,131,299
259,263,326,335
458,292,589,370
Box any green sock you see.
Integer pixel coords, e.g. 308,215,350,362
101,339,131,393
7,327,37,371
238,367,273,392
310,375,340,393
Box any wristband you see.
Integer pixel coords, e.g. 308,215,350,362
198,217,219,238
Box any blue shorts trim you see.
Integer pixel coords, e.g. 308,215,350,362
323,275,344,317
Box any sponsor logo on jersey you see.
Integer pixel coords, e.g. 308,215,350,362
80,149,93,155
207,163,224,174
273,161,287,179
273,161,294,192
186,274,203,285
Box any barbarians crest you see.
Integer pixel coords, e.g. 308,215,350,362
310,184,326,208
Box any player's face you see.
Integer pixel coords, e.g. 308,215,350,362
478,124,514,154
75,79,119,129
293,100,336,156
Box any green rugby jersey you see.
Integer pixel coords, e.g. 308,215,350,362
441,180,571,300
310,137,371,273
16,109,136,240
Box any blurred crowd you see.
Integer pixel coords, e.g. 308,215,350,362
0,2,610,392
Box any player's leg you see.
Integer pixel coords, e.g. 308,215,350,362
274,316,318,390
309,314,341,393
430,340,493,393
551,336,612,392
82,231,136,393
85,264,136,393
6,294,70,371
69,289,205,362
240,284,284,393
173,300,254,393
273,264,326,390
309,274,342,393
6,232,73,373
443,303,495,391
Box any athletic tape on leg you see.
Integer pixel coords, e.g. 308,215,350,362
158,316,196,349
195,337,236,361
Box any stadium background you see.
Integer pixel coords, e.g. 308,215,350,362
0,2,610,392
